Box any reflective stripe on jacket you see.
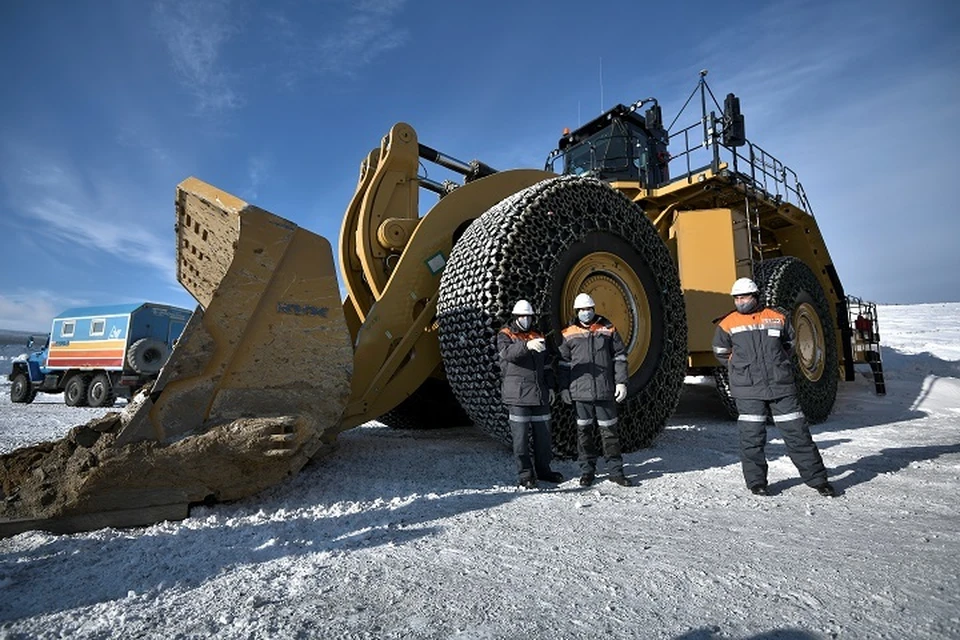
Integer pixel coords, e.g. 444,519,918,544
712,306,796,400
497,322,554,406
557,315,628,402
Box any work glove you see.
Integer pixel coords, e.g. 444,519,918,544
549,389,556,404
614,383,627,403
525,338,546,353
560,389,572,404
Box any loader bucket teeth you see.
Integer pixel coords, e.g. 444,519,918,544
0,178,354,537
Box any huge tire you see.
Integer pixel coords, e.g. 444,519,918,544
10,371,36,404
126,338,169,375
64,375,91,407
436,176,687,458
87,372,116,408
755,256,838,423
377,377,472,430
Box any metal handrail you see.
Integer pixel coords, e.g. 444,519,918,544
665,74,814,215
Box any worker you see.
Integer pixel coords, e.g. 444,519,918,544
497,299,564,489
558,293,631,487
712,277,836,497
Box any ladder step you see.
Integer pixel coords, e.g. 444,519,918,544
869,361,886,396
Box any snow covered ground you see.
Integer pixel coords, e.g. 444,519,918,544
0,303,958,639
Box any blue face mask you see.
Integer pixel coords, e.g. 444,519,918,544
577,309,595,324
735,297,759,314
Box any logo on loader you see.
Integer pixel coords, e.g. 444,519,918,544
277,302,329,317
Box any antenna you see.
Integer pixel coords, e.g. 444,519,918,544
599,57,604,113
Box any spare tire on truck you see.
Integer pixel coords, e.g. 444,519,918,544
126,338,169,375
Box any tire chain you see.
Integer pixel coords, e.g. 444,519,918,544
712,366,740,420
437,176,687,458
755,256,838,423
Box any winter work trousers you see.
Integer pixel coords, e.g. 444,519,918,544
735,395,828,489
508,405,554,482
574,400,623,477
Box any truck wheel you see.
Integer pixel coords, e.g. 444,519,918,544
87,372,116,408
378,377,471,430
10,371,37,404
126,338,169,375
437,176,687,457
712,367,739,419
755,256,838,423
64,375,92,407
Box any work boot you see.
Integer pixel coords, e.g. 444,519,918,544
578,474,595,487
750,484,769,496
815,482,836,498
608,475,632,487
538,470,564,484
520,478,538,490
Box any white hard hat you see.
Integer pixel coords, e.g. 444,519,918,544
573,293,596,309
730,278,759,296
511,299,535,315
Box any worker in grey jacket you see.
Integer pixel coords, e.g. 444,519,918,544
558,293,631,487
713,277,835,497
497,300,564,489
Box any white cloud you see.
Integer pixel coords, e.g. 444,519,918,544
0,142,178,292
243,153,272,200
152,0,410,110
0,291,80,333
268,0,409,87
152,0,244,114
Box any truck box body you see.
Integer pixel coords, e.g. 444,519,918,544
8,302,193,407
46,303,190,371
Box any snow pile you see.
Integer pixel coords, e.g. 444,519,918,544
0,303,958,639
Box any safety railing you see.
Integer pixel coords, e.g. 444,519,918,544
845,294,886,394
664,73,813,215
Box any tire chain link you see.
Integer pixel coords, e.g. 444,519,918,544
712,366,740,420
437,176,688,458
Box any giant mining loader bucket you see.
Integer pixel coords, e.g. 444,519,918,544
0,178,354,537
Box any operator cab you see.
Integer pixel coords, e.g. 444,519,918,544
548,102,670,187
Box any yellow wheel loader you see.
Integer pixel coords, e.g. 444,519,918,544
0,73,884,536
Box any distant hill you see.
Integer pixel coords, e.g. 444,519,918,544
0,329,44,344
0,329,45,362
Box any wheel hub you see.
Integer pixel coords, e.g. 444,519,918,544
561,251,651,375
794,302,825,382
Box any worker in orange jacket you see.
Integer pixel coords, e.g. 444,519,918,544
713,278,835,497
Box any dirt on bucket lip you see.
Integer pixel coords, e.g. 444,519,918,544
0,411,124,520
0,388,333,532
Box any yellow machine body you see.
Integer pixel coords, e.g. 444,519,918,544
1,78,879,537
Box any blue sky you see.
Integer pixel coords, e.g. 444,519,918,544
1,0,957,332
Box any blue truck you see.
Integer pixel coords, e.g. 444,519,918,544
8,302,193,408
